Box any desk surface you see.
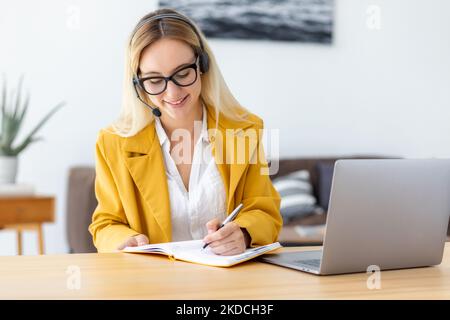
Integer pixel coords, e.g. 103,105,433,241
1,243,449,299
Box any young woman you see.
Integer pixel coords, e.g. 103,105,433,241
89,8,282,255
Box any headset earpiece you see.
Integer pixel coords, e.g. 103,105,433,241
198,51,209,74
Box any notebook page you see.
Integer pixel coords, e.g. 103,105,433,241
123,240,282,267
123,240,204,254
122,241,175,254
170,240,282,267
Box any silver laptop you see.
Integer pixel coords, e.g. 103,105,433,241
261,159,450,275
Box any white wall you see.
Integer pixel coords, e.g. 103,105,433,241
0,0,449,255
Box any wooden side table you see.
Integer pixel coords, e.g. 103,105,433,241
0,196,55,255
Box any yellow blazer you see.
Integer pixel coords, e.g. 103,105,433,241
89,105,282,252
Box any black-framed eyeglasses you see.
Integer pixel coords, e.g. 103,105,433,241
136,58,199,95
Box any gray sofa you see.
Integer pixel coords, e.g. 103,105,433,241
66,167,97,253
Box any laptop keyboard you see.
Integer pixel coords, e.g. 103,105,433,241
294,259,321,268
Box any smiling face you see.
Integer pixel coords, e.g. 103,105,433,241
138,38,202,121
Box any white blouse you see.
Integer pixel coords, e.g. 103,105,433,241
154,107,227,241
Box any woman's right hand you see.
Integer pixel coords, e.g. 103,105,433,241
117,234,149,250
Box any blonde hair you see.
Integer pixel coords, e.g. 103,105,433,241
111,8,250,137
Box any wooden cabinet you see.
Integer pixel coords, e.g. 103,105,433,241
0,196,55,255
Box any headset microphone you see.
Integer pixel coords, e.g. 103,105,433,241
132,77,162,117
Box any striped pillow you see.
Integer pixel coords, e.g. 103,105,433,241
272,170,318,223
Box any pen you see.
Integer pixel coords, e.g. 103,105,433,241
202,203,244,249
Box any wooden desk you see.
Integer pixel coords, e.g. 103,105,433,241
0,243,448,299
0,196,55,255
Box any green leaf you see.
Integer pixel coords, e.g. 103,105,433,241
0,76,65,155
11,136,43,156
17,101,65,150
1,75,6,118
1,111,21,148
1,76,7,136
13,74,24,120
18,92,29,126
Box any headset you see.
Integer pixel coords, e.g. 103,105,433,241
131,13,210,117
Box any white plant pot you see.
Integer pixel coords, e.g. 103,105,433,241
0,156,18,184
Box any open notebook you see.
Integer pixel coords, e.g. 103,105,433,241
122,240,282,267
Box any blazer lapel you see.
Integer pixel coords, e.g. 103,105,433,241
206,106,256,213
122,123,172,242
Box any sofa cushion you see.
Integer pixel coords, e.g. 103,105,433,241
272,170,318,223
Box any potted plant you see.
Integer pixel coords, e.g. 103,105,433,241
0,76,64,184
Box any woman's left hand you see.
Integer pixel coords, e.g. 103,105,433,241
203,219,251,255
